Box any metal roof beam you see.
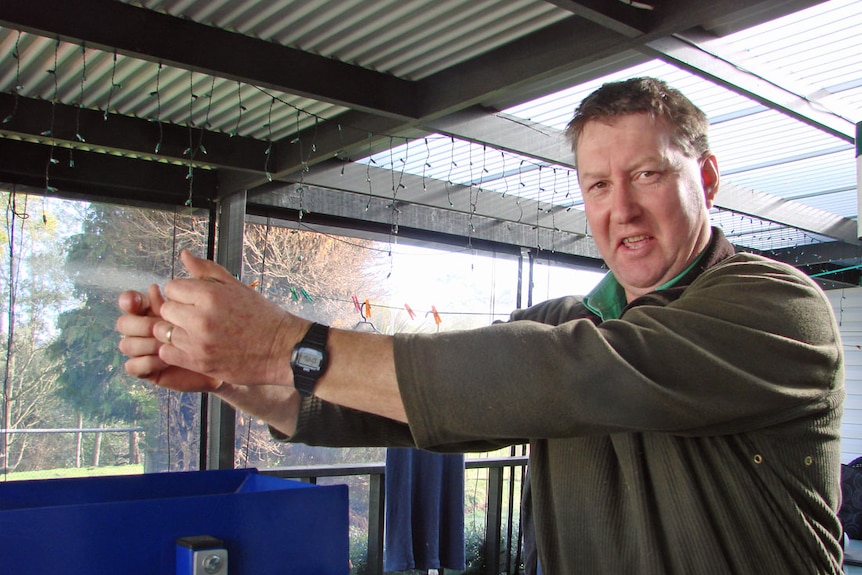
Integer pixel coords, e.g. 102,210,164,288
247,159,598,260
0,0,419,120
541,0,654,38
0,93,270,175
267,158,589,235
644,32,857,143
249,181,600,261
0,138,216,207
765,239,862,268
543,0,828,38
424,107,574,167
717,182,860,246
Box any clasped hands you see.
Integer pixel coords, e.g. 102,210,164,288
116,249,310,393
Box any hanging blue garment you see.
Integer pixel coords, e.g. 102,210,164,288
384,447,466,571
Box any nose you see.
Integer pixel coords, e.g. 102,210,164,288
610,182,641,224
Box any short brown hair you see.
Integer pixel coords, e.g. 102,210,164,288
566,77,710,164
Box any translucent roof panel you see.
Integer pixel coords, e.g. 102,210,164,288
497,0,861,252
364,135,582,210
707,0,862,125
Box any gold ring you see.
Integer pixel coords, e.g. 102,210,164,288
166,325,174,344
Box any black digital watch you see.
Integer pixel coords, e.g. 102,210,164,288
290,323,330,397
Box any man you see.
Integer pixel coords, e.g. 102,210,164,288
117,77,845,573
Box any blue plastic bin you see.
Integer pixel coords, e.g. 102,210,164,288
0,468,349,574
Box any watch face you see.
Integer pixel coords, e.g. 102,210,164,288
295,347,324,371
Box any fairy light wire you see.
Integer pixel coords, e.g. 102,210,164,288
1,31,23,125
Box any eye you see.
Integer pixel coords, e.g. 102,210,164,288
635,170,662,184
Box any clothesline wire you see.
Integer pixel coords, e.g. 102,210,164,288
313,293,511,319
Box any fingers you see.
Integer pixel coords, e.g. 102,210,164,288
153,320,181,347
123,353,170,380
118,329,162,357
137,249,297,387
151,319,201,375
162,253,239,310
147,283,166,317
118,285,169,381
180,249,236,283
118,277,214,390
118,290,147,315
116,310,161,338
123,356,221,394
118,284,166,318
155,321,210,378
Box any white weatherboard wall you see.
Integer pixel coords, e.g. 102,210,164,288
826,286,862,463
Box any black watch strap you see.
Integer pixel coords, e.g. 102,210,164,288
301,322,328,349
292,323,329,397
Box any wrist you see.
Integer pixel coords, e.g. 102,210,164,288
267,315,312,386
290,323,331,397
210,380,302,437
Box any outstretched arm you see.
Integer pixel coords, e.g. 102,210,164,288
116,250,407,436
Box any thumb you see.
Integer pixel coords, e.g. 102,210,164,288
180,249,236,284
118,290,148,315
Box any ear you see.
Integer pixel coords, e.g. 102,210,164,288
700,154,720,208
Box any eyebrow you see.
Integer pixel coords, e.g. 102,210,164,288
576,169,603,181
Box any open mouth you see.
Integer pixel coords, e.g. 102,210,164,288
621,235,651,250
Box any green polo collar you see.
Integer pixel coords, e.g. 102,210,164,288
583,252,705,321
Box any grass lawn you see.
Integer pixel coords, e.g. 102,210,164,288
3,464,144,481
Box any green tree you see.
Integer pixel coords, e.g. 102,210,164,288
0,192,77,472
49,203,390,473
49,203,207,470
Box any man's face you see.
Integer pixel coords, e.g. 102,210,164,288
576,113,719,302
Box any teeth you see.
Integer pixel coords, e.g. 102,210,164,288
622,235,648,245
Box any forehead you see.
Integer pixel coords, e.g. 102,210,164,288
574,114,680,172
576,113,670,150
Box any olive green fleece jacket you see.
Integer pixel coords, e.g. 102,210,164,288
286,229,845,574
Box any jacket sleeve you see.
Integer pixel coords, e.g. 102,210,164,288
394,254,844,448
278,301,575,451
279,390,517,453
273,396,417,447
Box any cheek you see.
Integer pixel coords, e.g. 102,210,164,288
652,177,704,226
583,205,606,238
584,207,617,262
679,169,710,209
679,185,709,220
583,194,609,216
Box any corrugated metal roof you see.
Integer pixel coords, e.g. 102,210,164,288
127,0,571,80
0,28,348,142
0,0,571,144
